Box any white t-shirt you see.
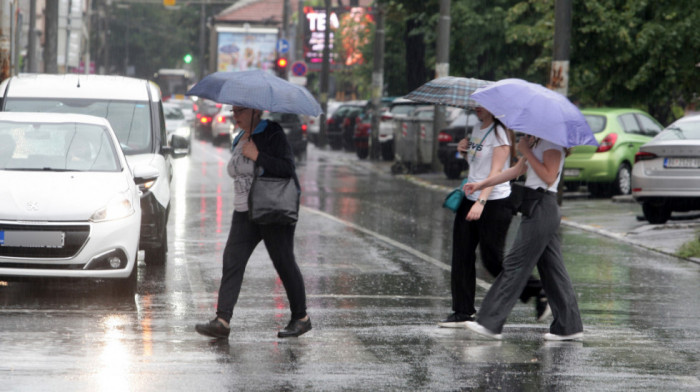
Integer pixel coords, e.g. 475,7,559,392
466,123,512,201
524,138,565,192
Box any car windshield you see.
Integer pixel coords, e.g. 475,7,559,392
584,114,606,133
0,121,120,172
654,120,700,141
4,98,152,155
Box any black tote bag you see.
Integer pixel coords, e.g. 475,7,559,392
248,166,299,225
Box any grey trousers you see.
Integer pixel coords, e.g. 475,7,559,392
476,193,583,335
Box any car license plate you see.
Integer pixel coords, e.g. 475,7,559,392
0,230,65,248
664,158,700,168
563,169,580,177
282,127,291,135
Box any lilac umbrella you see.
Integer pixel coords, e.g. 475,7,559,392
186,70,322,116
470,78,598,148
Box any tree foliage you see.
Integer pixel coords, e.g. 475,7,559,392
377,0,698,123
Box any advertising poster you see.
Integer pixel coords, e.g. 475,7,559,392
303,7,374,71
216,26,278,73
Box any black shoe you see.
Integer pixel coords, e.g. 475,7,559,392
278,317,312,338
437,312,475,328
195,318,230,339
536,296,552,322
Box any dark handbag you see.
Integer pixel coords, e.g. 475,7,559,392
443,179,469,213
509,182,544,217
248,165,299,225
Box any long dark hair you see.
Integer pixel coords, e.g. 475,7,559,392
492,118,517,165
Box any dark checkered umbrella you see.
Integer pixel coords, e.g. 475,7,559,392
405,76,492,109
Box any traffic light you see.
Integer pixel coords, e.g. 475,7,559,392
183,54,192,64
275,57,288,77
163,0,176,6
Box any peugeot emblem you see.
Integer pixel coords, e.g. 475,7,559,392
25,201,39,211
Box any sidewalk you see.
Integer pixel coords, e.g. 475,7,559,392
397,165,700,264
318,147,700,264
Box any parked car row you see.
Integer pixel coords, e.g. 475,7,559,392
0,74,191,293
563,108,663,196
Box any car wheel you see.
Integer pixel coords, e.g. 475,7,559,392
381,142,394,161
356,147,369,160
111,263,137,296
444,163,463,179
642,201,671,224
145,228,167,266
612,162,632,195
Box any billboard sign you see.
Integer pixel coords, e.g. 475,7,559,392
303,7,374,71
216,26,278,73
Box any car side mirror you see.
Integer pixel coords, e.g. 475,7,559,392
164,134,190,158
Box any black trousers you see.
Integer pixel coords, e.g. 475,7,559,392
216,211,307,323
450,197,543,316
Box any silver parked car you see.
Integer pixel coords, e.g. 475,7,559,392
631,114,700,223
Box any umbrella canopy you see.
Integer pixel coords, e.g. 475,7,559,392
470,78,598,148
405,76,492,109
186,70,323,116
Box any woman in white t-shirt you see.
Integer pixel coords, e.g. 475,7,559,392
439,107,547,328
462,135,584,341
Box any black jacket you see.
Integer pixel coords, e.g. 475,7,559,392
235,120,300,191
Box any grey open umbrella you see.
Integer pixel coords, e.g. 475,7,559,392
186,70,322,116
405,76,493,109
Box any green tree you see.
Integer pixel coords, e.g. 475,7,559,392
569,0,700,123
101,2,228,81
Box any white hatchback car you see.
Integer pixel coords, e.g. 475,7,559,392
0,74,187,266
0,113,153,291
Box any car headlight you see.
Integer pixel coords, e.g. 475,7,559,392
91,191,135,222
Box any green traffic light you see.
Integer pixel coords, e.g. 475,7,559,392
183,54,192,64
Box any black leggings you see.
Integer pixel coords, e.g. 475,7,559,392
216,211,307,322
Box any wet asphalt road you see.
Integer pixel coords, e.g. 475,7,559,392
1,141,699,391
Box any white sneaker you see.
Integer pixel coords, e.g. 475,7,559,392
465,321,502,340
543,332,583,341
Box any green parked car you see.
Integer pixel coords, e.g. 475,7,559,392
563,108,663,196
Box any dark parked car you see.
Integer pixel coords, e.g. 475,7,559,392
353,97,397,160
437,110,480,179
262,112,308,162
193,99,221,140
326,100,368,151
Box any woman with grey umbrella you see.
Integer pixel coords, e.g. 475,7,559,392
195,105,311,339
462,135,583,341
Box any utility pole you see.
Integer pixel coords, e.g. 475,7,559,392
44,0,59,73
369,3,385,160
198,3,206,80
432,0,450,171
551,0,572,202
0,0,10,80
28,0,37,72
550,0,572,96
318,0,331,148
